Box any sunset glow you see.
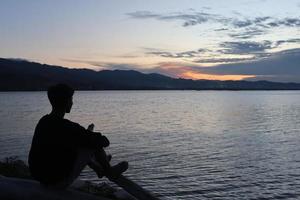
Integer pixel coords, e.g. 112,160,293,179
182,71,256,81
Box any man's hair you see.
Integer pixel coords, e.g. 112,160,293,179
47,84,74,108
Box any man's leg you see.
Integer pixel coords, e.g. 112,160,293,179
52,148,128,189
93,149,128,180
49,148,95,189
88,148,111,178
65,148,114,185
93,149,111,171
85,124,128,179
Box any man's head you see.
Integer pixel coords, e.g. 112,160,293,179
47,84,74,113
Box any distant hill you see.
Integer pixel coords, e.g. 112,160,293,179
1,58,300,91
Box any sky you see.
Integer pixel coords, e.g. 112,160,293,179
1,0,300,82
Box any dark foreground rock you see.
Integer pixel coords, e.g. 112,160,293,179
0,157,135,200
0,176,112,200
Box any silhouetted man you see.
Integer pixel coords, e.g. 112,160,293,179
28,84,128,188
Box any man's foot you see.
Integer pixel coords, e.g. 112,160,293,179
106,161,129,181
88,155,112,178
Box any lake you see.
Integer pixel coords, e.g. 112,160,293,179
1,91,300,199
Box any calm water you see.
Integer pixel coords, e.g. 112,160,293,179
1,91,300,199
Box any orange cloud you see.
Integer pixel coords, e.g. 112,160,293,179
182,71,255,81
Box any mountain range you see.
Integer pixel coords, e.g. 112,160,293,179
1,58,300,91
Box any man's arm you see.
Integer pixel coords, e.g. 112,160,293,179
68,121,110,149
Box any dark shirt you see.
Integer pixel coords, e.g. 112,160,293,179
28,114,109,185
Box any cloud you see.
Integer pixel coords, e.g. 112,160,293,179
275,38,300,46
62,58,142,71
126,11,161,19
193,57,256,63
127,10,300,39
144,47,300,82
219,41,273,54
214,28,229,31
91,63,141,71
151,48,300,82
226,17,300,39
144,48,207,58
192,49,300,77
267,18,300,27
143,39,300,65
202,6,212,10
216,39,300,59
65,48,300,82
127,11,220,27
230,16,271,28
228,27,266,39
231,19,253,28
143,41,275,64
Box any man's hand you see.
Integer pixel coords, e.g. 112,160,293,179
87,123,109,147
101,135,110,147
88,123,94,131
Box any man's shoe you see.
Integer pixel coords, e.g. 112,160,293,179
106,161,129,180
